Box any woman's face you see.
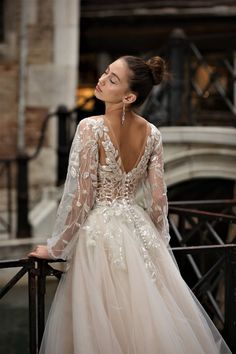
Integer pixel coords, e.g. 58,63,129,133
94,58,131,104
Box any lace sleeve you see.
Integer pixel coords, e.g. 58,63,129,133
147,127,170,246
47,118,98,260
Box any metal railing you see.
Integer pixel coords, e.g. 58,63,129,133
0,105,78,239
168,198,236,351
0,258,63,354
168,199,236,246
0,200,236,353
0,158,14,234
1,243,235,353
172,244,236,352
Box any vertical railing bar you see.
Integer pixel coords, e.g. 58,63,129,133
28,260,37,354
224,248,236,352
37,260,47,351
6,161,12,234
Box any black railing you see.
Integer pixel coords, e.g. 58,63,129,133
1,243,236,354
168,199,236,246
168,198,236,351
0,106,79,239
0,200,236,353
0,158,14,234
172,244,236,352
0,257,64,354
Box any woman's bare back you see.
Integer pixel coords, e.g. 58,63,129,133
100,114,151,173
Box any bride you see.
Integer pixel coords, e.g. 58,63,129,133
29,55,232,354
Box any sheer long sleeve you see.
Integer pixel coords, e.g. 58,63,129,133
47,118,99,260
147,128,170,246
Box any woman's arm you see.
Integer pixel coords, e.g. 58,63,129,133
147,127,170,246
29,118,99,260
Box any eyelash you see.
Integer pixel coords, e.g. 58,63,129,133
103,70,116,84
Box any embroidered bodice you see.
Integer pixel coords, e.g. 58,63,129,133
47,116,170,261
96,120,154,206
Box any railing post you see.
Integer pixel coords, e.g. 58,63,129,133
28,260,37,354
16,153,31,238
168,28,187,125
6,161,12,234
224,247,236,352
37,260,47,351
57,105,71,186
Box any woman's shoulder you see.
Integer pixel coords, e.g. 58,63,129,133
77,115,104,129
79,115,103,125
135,114,161,136
148,122,161,136
75,116,106,141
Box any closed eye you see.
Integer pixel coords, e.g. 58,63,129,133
110,77,117,84
102,67,119,84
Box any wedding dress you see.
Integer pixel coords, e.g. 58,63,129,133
40,116,231,354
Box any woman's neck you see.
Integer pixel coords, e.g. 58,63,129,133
105,103,134,122
105,102,122,114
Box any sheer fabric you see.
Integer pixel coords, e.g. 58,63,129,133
40,116,232,354
147,130,170,246
47,119,99,260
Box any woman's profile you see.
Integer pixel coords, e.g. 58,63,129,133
29,55,232,354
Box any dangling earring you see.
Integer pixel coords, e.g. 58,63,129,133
122,103,126,125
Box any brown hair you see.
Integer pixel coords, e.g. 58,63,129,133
121,55,166,107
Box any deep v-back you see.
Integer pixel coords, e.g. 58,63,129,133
101,116,150,174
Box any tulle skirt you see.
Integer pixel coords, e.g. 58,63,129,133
39,203,232,354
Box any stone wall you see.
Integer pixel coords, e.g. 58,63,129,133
161,126,236,187
0,0,79,184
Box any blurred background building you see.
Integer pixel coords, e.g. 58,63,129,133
0,0,79,241
0,0,236,353
0,0,236,242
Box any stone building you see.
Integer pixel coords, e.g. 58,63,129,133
0,0,79,187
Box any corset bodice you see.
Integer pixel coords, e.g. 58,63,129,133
95,167,143,206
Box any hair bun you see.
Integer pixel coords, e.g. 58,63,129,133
146,56,166,85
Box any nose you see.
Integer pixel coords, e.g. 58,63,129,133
99,72,107,85
99,77,105,86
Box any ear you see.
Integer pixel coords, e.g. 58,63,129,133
123,92,137,105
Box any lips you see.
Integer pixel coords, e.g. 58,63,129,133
95,84,102,93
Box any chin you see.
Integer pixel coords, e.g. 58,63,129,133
95,91,104,102
94,90,101,98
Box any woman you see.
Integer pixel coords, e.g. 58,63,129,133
29,56,231,354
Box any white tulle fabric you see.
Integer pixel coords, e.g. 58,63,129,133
41,116,231,354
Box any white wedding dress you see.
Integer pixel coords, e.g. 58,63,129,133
40,116,231,354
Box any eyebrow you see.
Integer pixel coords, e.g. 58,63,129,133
107,66,120,82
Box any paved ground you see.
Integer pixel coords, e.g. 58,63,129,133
0,280,58,354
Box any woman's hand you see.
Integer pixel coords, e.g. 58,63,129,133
28,245,52,259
